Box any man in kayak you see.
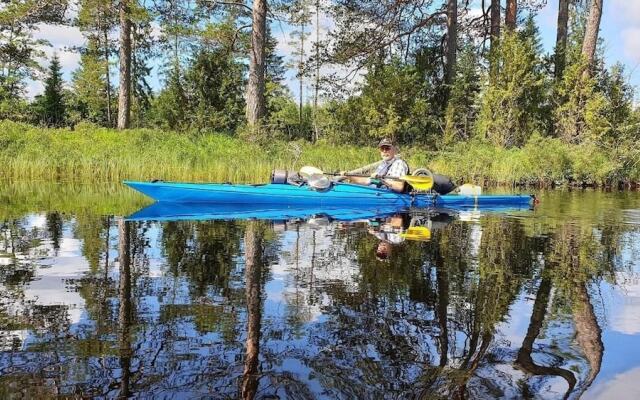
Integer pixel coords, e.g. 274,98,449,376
343,138,409,193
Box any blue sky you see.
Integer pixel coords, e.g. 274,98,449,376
27,0,640,102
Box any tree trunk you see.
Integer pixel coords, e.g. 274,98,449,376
313,0,320,142
515,277,577,397
445,0,457,87
299,19,305,131
246,0,268,126
436,258,449,367
489,0,501,80
117,0,132,130
117,218,132,398
103,27,112,127
581,0,603,76
241,222,264,400
572,283,603,393
490,0,501,47
555,0,570,80
505,0,517,31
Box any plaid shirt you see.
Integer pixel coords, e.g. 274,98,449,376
375,157,409,178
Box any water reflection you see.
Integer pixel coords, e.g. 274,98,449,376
0,186,639,398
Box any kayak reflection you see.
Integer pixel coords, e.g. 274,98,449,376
126,201,532,223
127,201,406,222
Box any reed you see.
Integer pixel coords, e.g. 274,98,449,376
0,121,634,186
0,121,375,183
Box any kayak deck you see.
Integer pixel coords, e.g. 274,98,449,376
123,180,534,209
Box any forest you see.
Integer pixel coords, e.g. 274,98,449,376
1,0,639,185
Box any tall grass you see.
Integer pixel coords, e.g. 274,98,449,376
0,121,376,183
0,121,635,185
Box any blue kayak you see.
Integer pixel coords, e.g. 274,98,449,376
123,180,535,209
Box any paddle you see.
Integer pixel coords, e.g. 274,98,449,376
300,166,434,191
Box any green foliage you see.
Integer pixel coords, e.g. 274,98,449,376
428,133,625,186
598,63,634,145
331,60,435,146
72,38,111,124
184,48,245,131
266,98,314,141
2,120,634,186
553,59,607,144
149,67,187,130
32,54,66,127
476,29,548,148
150,48,245,132
443,44,481,147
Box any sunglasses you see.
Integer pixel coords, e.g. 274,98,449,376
379,145,392,151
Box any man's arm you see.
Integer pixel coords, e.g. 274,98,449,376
383,179,406,193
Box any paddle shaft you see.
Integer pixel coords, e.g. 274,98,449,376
325,172,433,190
345,154,403,175
325,171,405,182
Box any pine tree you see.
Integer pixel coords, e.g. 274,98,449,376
288,0,312,128
131,17,154,127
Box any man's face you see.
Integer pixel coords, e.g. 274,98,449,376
376,241,392,260
379,145,396,161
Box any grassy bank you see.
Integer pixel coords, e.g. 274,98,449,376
1,121,638,186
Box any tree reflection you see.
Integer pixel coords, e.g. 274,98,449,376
241,221,265,400
549,223,605,395
161,220,243,298
117,218,133,398
515,276,577,398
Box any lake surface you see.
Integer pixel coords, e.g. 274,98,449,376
1,182,639,399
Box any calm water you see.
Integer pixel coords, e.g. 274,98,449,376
1,182,639,399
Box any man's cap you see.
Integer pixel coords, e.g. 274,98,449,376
378,138,394,148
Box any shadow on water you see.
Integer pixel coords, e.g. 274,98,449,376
0,182,639,398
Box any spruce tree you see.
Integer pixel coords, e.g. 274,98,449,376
41,53,66,127
476,23,547,148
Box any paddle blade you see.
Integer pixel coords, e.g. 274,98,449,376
401,226,432,241
401,175,434,191
300,166,324,178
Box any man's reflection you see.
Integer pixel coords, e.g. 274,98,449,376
369,214,408,261
368,212,453,260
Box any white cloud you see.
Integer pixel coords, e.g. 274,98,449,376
26,81,45,99
610,271,640,334
34,23,85,49
620,28,640,64
611,0,640,24
584,367,640,400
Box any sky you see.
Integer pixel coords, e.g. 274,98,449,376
25,0,640,102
